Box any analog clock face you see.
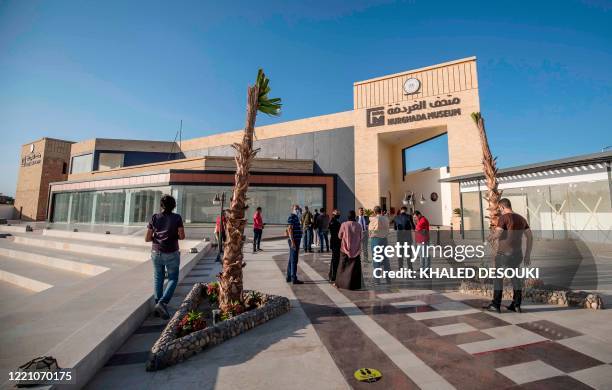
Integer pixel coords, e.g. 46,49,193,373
403,78,421,94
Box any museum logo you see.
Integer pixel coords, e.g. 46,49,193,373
366,107,385,127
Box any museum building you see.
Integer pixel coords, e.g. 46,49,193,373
14,57,485,225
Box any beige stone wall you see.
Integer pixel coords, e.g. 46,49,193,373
14,138,72,221
352,57,482,213
179,111,355,151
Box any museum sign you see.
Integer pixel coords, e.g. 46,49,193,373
366,95,462,128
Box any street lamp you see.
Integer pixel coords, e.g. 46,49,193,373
213,192,226,263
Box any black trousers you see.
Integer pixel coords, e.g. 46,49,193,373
492,252,523,307
329,240,341,281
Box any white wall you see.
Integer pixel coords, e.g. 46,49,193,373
0,205,16,220
398,167,452,226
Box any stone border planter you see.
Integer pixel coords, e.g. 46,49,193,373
460,280,604,310
146,283,290,371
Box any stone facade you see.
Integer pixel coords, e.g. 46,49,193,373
460,280,604,310
147,283,291,371
14,138,73,221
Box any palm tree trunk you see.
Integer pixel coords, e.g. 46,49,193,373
471,113,502,243
218,85,259,312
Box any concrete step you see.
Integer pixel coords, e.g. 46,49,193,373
0,280,34,301
0,242,110,276
11,234,151,262
0,239,136,273
42,228,202,249
0,242,211,389
0,255,87,291
0,224,32,234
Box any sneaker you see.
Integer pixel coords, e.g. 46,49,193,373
292,280,305,285
155,302,170,320
482,303,501,314
505,303,522,313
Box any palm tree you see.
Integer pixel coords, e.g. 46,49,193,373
218,69,281,313
471,112,502,241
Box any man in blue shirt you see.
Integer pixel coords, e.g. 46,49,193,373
287,204,304,284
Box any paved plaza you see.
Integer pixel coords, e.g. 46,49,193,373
86,238,612,390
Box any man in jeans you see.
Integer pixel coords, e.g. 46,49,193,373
369,206,391,284
394,206,415,270
317,207,330,253
146,195,185,320
483,198,533,313
287,205,304,284
357,207,370,261
253,206,264,253
301,206,314,252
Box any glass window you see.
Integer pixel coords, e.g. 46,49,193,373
94,190,126,224
51,193,71,223
98,153,124,171
70,191,94,223
176,185,324,224
70,154,93,174
128,188,168,224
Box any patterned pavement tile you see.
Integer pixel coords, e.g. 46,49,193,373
517,320,583,340
569,364,612,390
496,360,564,385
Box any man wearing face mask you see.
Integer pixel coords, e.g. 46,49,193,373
286,204,305,284
483,198,533,314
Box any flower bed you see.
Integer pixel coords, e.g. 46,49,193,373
146,282,290,371
460,279,604,310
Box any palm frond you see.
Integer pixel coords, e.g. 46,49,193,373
255,68,282,116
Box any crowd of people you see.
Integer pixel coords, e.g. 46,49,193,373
210,203,432,291
146,194,531,318
284,204,431,290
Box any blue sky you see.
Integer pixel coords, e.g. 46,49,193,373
1,0,611,196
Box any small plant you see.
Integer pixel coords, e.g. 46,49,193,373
219,300,245,321
206,281,220,304
177,310,206,337
364,208,374,217
244,290,263,310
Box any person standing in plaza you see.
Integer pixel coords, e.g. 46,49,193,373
369,206,391,284
357,207,370,262
335,210,363,290
328,209,342,282
313,208,320,247
252,206,264,253
394,206,415,270
286,205,305,284
214,209,229,263
317,207,330,253
301,206,314,252
483,198,533,313
414,210,431,270
145,194,185,320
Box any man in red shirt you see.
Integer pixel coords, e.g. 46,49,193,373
414,210,431,269
253,207,264,253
